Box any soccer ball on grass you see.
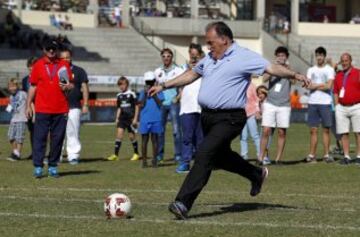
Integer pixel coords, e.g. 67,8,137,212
104,193,132,219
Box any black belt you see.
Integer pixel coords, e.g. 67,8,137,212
202,108,245,113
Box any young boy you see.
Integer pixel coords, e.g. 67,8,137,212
107,76,140,161
138,71,164,168
6,78,28,161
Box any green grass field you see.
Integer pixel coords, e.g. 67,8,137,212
0,123,359,237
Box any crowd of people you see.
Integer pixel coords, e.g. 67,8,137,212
4,21,360,220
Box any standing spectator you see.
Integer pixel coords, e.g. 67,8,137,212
107,76,140,162
6,79,27,161
114,4,122,28
177,43,204,173
26,39,73,178
299,92,309,108
259,47,294,165
154,48,184,163
333,53,360,165
305,47,335,163
22,56,37,160
240,82,261,160
59,46,89,165
138,72,164,168
149,22,310,219
290,89,302,109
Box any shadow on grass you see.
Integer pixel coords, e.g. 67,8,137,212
59,170,101,177
247,158,306,166
188,202,298,219
79,158,107,163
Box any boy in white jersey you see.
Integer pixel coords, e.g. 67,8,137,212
306,47,335,163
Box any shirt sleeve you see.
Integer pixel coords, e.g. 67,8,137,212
80,68,89,84
30,63,39,85
306,68,312,80
193,57,206,76
243,50,270,76
327,67,335,80
333,74,340,95
116,95,121,108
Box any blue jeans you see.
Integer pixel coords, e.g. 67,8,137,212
240,115,260,159
158,103,182,159
180,113,203,165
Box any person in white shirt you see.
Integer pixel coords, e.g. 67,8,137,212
114,5,122,27
177,43,204,173
154,48,184,163
306,47,335,163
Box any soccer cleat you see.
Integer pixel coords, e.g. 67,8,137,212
69,159,79,165
48,166,59,178
6,153,20,162
152,158,158,168
176,163,190,174
142,159,148,168
168,201,188,220
107,154,119,161
355,158,360,165
339,157,351,165
261,157,271,166
305,155,317,163
130,154,140,161
250,167,268,197
156,155,164,164
33,167,43,179
324,155,334,163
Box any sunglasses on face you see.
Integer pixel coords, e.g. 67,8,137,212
45,47,57,52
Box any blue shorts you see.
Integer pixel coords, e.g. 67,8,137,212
139,121,163,135
307,104,332,128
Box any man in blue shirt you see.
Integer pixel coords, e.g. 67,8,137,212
149,21,311,219
138,71,165,168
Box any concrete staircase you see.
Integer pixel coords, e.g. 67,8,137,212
275,34,360,67
0,26,162,87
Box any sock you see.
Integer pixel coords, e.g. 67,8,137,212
132,141,139,154
13,149,20,157
114,140,122,156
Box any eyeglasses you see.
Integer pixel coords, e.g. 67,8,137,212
162,55,172,59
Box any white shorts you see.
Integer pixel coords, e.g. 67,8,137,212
335,103,360,134
261,102,291,128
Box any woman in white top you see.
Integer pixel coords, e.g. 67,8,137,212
177,43,204,173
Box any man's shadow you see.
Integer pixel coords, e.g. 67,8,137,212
188,202,298,219
59,170,101,177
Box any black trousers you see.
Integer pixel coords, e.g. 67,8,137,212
175,109,262,210
32,113,67,168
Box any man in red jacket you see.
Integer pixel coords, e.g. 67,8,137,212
26,38,73,178
333,53,360,165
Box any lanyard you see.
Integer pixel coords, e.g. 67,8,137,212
45,64,58,80
342,69,351,88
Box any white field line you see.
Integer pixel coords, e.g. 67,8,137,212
0,195,357,213
0,186,358,200
0,211,359,232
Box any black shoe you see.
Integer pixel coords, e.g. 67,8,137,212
339,158,351,165
142,159,148,168
168,201,188,220
152,158,158,168
250,167,268,197
6,153,20,162
355,158,360,165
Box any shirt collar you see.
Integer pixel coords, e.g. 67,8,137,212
209,42,237,61
161,63,176,72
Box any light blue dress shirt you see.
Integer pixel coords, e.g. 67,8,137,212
193,43,270,109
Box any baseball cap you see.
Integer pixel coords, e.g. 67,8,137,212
43,38,59,51
144,71,156,81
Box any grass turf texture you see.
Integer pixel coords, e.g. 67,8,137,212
0,123,359,237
